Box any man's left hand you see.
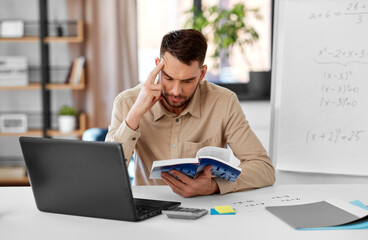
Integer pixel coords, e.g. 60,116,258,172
161,165,219,198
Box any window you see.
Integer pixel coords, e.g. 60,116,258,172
137,0,272,99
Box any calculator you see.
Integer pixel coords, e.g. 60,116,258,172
162,207,208,219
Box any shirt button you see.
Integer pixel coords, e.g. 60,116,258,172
172,144,176,148
175,119,179,122
132,137,136,141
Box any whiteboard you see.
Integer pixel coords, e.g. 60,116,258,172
270,0,368,175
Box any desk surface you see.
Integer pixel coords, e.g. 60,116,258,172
1,184,368,240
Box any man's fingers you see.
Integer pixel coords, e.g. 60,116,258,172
147,60,164,84
162,173,184,191
169,170,194,185
152,90,162,102
162,171,186,188
149,83,162,91
203,165,212,177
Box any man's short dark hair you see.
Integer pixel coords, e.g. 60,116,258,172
160,29,207,67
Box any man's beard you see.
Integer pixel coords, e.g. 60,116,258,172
160,82,199,109
161,92,190,108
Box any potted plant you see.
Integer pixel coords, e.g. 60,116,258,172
58,105,78,133
185,3,271,97
185,3,261,70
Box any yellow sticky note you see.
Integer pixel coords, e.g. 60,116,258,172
215,206,236,214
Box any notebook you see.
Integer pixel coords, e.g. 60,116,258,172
266,199,368,229
19,136,181,221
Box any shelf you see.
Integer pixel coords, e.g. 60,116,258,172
0,176,29,186
0,112,87,137
0,37,39,42
0,83,84,90
0,21,83,43
0,68,85,90
0,130,43,136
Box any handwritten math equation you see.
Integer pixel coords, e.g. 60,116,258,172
321,84,359,94
320,96,358,107
323,70,353,81
309,2,368,24
231,195,302,209
306,129,365,143
315,47,368,67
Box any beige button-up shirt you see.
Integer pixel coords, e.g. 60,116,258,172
106,80,275,194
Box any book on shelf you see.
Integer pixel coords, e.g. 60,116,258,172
149,146,242,182
73,56,85,84
64,62,73,84
65,56,85,85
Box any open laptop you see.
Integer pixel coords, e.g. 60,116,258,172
19,136,180,221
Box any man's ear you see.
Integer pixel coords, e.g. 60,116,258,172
199,64,207,82
155,57,160,66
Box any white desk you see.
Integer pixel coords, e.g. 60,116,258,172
1,185,368,240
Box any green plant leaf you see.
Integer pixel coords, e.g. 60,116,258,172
58,105,78,116
183,2,262,70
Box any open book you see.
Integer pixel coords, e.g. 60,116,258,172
149,146,242,182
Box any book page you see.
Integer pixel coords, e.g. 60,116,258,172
151,158,197,168
196,146,240,167
196,146,230,161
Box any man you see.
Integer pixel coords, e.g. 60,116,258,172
106,29,275,197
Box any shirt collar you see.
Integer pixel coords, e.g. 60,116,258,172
152,82,201,121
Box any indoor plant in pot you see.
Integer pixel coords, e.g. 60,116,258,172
185,2,271,97
58,105,78,133
185,3,261,73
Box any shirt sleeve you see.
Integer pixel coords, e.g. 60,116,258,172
105,93,141,165
215,93,276,194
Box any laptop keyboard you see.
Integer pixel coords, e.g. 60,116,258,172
136,205,161,220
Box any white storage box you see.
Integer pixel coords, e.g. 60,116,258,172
0,20,24,38
0,114,28,133
0,56,29,86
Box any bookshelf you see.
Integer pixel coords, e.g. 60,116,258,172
0,20,84,43
0,112,87,137
0,1,87,186
0,68,86,90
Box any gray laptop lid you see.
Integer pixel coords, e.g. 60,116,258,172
19,137,180,221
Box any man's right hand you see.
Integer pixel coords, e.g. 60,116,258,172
126,60,164,130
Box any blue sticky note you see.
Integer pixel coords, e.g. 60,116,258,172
299,200,368,231
210,208,236,215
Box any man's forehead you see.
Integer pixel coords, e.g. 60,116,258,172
162,52,201,69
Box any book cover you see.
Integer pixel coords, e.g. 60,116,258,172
149,146,242,182
64,61,73,84
73,56,85,84
68,59,78,84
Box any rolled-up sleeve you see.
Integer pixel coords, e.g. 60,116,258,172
105,93,141,165
215,93,276,194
